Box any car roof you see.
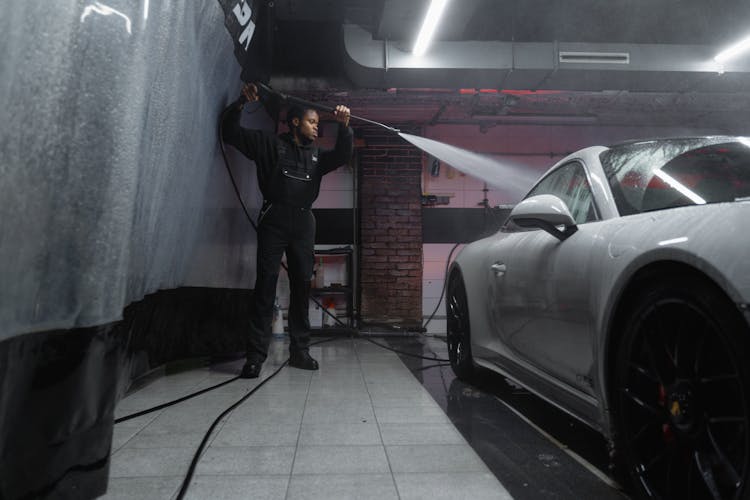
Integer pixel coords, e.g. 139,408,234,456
606,135,743,149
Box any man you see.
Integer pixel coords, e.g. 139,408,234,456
222,83,353,378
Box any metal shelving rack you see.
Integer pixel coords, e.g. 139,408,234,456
311,246,355,331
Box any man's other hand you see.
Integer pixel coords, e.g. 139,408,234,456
242,83,260,103
333,105,351,127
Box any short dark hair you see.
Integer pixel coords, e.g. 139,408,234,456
286,105,315,128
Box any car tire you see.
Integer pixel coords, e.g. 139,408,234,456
447,270,475,380
613,274,750,500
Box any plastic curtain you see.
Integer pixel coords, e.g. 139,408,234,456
0,0,268,341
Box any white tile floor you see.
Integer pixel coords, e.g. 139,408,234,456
102,338,512,500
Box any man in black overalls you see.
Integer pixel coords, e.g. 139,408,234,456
222,83,353,378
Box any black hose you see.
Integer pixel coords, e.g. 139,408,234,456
412,362,452,372
421,242,461,331
173,362,287,500
114,375,240,424
363,337,449,362
218,104,259,232
172,337,339,500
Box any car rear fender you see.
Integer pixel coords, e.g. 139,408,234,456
596,251,749,435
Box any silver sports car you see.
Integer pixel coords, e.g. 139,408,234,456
446,136,750,500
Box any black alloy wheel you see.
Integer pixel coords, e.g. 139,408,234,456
614,275,750,500
447,270,474,380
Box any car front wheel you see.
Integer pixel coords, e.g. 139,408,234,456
614,275,750,500
447,270,474,380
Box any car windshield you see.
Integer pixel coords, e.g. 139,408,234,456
600,137,750,216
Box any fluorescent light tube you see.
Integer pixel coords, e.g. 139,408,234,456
654,170,706,205
412,0,449,56
714,33,750,63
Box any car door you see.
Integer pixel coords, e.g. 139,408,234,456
490,161,600,395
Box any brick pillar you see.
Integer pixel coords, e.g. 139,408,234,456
358,125,423,328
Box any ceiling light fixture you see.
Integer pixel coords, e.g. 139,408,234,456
412,0,449,56
714,33,750,63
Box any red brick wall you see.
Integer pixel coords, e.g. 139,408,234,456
358,125,423,328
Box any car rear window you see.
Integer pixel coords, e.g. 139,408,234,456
600,138,750,215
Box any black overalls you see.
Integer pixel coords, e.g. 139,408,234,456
223,103,354,361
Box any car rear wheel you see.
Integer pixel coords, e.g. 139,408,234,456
447,270,474,380
614,275,750,500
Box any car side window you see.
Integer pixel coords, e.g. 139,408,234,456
527,162,597,224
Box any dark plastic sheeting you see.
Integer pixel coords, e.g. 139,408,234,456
0,325,128,500
0,286,254,500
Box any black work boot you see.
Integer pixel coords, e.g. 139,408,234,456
289,350,319,370
240,356,263,379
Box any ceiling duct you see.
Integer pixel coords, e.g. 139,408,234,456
342,24,750,92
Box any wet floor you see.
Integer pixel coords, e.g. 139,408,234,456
383,335,630,500
106,336,514,499
107,333,630,499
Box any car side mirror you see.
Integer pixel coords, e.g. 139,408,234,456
508,194,578,241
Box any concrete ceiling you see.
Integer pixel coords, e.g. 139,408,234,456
267,0,750,132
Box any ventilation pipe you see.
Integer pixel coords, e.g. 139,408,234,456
342,24,750,92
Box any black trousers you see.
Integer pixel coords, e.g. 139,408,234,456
247,202,315,361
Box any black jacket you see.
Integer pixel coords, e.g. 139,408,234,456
222,103,354,208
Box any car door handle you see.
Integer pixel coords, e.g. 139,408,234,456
491,263,506,276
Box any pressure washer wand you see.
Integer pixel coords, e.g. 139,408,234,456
255,82,401,134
